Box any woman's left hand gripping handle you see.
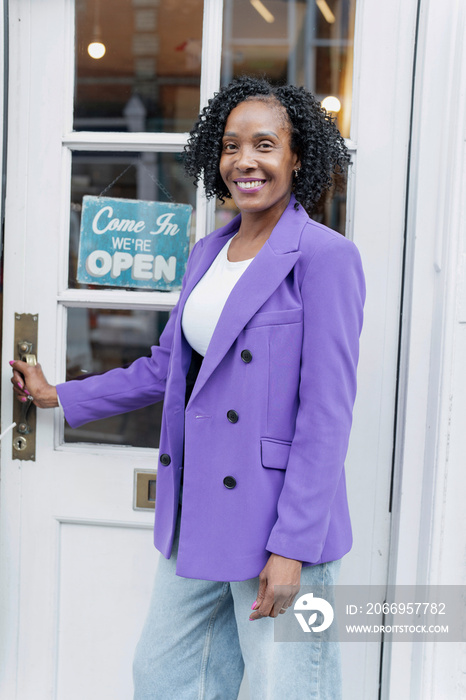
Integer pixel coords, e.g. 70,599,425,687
9,360,59,409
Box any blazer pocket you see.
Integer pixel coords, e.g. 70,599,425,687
246,308,303,330
261,437,292,470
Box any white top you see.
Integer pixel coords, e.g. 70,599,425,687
181,236,254,357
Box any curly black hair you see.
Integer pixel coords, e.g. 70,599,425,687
184,76,350,215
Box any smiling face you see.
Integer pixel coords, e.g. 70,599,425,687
219,98,301,220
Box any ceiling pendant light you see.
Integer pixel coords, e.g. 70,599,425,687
322,96,341,113
87,0,106,60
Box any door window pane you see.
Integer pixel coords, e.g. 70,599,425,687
65,307,170,447
222,0,356,137
69,151,196,289
74,0,203,132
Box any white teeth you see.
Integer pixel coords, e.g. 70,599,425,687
236,180,264,189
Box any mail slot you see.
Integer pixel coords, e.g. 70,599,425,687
133,470,157,511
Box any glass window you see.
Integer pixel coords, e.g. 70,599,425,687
74,0,203,132
222,0,356,138
311,172,348,234
65,307,170,447
69,150,196,289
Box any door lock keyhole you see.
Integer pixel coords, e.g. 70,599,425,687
14,436,27,451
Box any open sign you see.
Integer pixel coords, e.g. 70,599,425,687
77,196,192,290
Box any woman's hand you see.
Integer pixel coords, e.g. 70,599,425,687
10,360,59,408
249,553,302,621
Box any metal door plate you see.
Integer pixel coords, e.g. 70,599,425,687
12,313,38,461
133,469,157,510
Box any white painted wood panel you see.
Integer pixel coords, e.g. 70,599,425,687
337,0,419,694
56,522,158,700
382,0,466,697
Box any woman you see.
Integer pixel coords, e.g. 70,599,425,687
11,77,365,699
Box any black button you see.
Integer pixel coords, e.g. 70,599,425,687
241,349,253,363
227,410,239,423
223,476,237,489
160,453,171,466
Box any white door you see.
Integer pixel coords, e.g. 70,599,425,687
0,1,418,698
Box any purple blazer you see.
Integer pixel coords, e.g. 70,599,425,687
57,196,366,581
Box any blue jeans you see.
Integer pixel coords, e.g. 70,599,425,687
133,511,341,700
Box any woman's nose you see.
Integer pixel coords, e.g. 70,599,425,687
235,147,257,171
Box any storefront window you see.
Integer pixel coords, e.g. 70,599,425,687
222,0,355,138
74,0,203,132
65,307,169,447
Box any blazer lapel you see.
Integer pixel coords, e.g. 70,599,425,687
188,197,307,405
178,214,241,309
169,214,241,382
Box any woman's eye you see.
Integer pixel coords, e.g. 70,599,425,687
258,142,273,150
223,143,237,151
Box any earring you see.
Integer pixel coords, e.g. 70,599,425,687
293,168,300,179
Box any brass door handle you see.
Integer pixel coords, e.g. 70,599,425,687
18,341,37,365
17,397,34,435
16,342,37,433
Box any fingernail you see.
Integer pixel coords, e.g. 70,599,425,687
9,361,15,366
17,382,23,389
24,388,30,395
251,601,257,610
249,617,256,621
21,397,27,402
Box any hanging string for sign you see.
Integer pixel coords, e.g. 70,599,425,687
98,159,176,203
98,163,134,198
